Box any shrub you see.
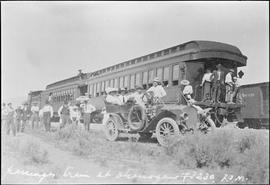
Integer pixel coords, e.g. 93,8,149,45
167,128,269,183
21,140,49,164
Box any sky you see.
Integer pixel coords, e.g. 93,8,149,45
1,1,269,105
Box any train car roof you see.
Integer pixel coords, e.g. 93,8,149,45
45,40,248,90
240,81,269,88
28,90,43,96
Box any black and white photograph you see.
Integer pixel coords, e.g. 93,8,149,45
1,1,269,184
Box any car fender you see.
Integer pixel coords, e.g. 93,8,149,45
108,113,125,130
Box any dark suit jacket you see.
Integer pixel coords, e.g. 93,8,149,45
211,70,225,84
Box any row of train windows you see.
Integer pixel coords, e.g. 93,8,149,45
51,93,75,102
89,64,181,97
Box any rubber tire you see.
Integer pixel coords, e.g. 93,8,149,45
155,117,180,147
104,117,119,141
127,105,145,131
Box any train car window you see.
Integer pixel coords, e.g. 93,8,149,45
130,74,135,89
93,83,96,97
148,70,154,84
119,76,124,88
105,80,110,89
150,54,155,59
157,51,162,57
114,78,119,88
163,66,169,86
135,73,141,86
101,81,105,94
124,76,129,89
261,85,269,100
164,49,170,55
110,79,114,88
131,60,136,64
143,56,148,61
172,64,179,86
136,58,141,63
171,47,177,53
121,63,125,68
142,71,148,89
97,83,101,96
157,68,163,82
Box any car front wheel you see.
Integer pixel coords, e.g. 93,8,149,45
104,117,119,141
155,117,180,146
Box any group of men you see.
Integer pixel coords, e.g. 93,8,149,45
199,64,244,103
105,77,167,107
1,97,97,136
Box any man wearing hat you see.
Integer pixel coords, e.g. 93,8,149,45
225,69,235,103
232,70,244,103
211,64,225,103
118,87,128,104
81,99,96,132
105,88,122,105
131,85,146,107
6,103,16,136
181,79,194,103
31,102,40,129
21,102,31,132
146,77,167,103
40,100,54,132
58,100,71,129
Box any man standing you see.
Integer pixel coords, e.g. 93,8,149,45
40,100,54,132
6,103,16,136
21,102,31,132
132,85,147,107
233,70,244,103
31,102,40,129
2,103,8,130
81,99,96,131
200,69,213,100
146,77,167,103
69,102,80,125
58,100,70,129
225,69,235,103
211,64,225,103
15,105,23,133
118,88,128,104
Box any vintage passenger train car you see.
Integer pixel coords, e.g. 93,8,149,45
28,40,260,126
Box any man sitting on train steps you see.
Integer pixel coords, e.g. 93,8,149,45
105,87,123,105
181,80,195,104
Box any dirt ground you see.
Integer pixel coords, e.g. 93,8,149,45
1,122,250,184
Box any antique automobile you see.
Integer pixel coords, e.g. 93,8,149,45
104,93,216,146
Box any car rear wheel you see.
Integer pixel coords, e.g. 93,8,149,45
105,117,119,141
156,117,180,146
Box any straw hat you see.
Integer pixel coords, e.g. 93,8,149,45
180,79,190,85
135,85,143,90
229,69,234,72
153,77,160,83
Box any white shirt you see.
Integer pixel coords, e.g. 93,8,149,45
118,94,128,104
183,85,193,95
2,106,8,116
82,103,96,113
147,85,167,98
106,95,123,105
234,77,243,88
31,106,39,113
131,92,146,106
69,106,80,118
225,72,233,86
40,105,54,118
201,73,212,85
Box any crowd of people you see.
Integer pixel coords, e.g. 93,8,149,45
183,64,244,104
1,98,97,137
1,64,244,137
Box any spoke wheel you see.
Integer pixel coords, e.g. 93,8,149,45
105,118,119,141
156,118,180,146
